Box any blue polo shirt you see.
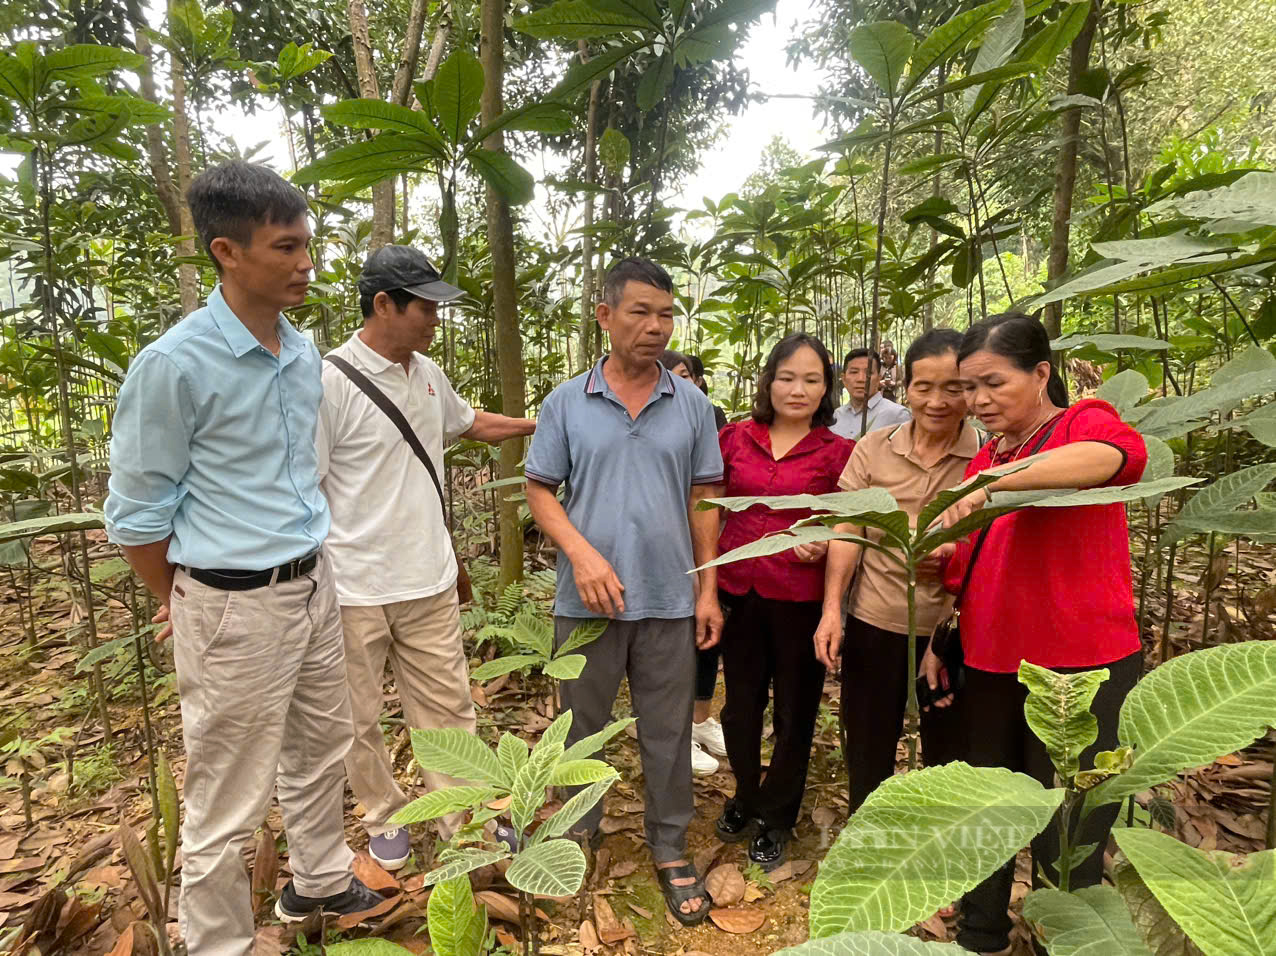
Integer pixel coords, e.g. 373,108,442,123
526,356,724,621
105,285,330,570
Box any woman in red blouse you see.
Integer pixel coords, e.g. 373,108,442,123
714,333,854,870
921,312,1147,955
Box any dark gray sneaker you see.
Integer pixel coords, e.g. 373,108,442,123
274,875,386,923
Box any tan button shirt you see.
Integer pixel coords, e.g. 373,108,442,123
837,420,981,635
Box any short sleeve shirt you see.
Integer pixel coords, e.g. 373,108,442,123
525,356,724,620
317,332,475,605
837,420,980,634
831,393,912,441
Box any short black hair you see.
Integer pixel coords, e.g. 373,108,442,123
602,257,673,306
360,287,417,319
903,328,962,387
686,354,709,394
843,347,882,373
752,333,837,428
186,161,309,274
659,349,690,373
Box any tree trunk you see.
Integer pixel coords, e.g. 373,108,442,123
577,40,602,374
923,65,946,333
168,36,200,318
1043,2,1100,339
127,2,181,237
481,0,527,590
423,14,451,83
390,0,431,106
348,0,395,249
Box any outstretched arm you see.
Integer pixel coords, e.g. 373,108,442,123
462,411,536,443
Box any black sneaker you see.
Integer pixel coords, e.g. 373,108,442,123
748,827,789,871
275,875,386,923
715,800,759,842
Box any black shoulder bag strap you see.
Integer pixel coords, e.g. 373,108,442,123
325,354,448,511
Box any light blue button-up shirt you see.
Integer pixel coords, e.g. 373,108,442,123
105,286,330,570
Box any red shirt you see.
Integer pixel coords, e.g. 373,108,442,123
718,420,854,602
944,399,1147,672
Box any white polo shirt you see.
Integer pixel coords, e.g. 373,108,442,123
317,331,476,606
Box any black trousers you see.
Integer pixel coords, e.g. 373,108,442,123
718,589,826,831
695,645,721,701
839,616,960,814
953,650,1142,953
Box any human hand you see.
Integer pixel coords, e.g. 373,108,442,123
572,546,625,617
940,482,992,529
919,645,953,710
695,591,723,649
153,604,173,643
793,539,829,563
916,542,956,583
812,610,843,670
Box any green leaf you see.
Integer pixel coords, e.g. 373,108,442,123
513,0,657,40
599,127,631,176
534,773,617,844
467,149,536,205
850,21,916,97
410,728,505,785
470,654,540,682
505,838,587,896
42,44,143,84
1113,857,1201,956
961,0,1024,113
986,477,1201,513
1221,403,1276,448
705,488,898,516
1052,334,1171,352
548,759,614,786
549,39,650,101
0,511,103,544
914,467,1019,536
543,654,587,680
809,762,1064,935
155,749,179,877
1161,464,1276,546
421,848,511,887
1019,0,1091,70
391,785,503,825
1141,436,1177,509
1018,662,1109,782
77,631,147,673
697,524,898,573
434,49,484,146
291,133,439,187
1146,171,1276,229
1087,641,1276,810
901,0,1008,95
496,732,529,785
1140,371,1276,439
1170,511,1276,538
1212,345,1276,387
512,609,554,658
512,721,569,834
637,51,675,111
327,942,416,956
560,716,635,761
1114,829,1276,956
1098,369,1151,416
557,619,608,656
322,99,447,149
425,874,483,956
775,933,959,955
1022,885,1152,956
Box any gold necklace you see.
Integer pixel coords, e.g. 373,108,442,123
997,409,1059,461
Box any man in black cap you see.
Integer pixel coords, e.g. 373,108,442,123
316,245,535,868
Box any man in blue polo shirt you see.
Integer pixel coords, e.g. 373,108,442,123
525,258,723,926
106,162,380,954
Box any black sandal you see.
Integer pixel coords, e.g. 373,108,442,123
655,862,709,926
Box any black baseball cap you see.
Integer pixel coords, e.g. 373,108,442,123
358,245,464,303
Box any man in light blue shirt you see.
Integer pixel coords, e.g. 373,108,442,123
830,347,911,440
106,162,379,954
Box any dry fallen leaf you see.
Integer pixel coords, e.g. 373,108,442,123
608,860,638,880
251,823,278,911
251,925,290,956
105,924,135,956
916,913,947,939
593,893,634,944
351,851,399,893
742,884,766,903
475,890,521,924
578,918,601,953
600,815,640,834
693,840,725,876
788,859,813,877
495,927,518,948
709,907,766,934
811,807,837,828
335,892,401,929
705,864,745,906
486,795,513,811
628,902,653,920
767,861,794,884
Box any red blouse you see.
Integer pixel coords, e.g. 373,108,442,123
718,420,855,603
943,399,1148,673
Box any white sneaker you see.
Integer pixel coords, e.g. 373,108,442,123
691,739,719,775
692,717,728,758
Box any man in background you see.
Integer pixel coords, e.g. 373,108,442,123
831,347,910,440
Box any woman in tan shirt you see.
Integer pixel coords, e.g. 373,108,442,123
812,329,978,812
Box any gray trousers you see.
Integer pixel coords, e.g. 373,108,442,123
171,553,355,956
555,616,695,863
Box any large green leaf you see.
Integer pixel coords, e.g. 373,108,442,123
696,524,897,572
850,21,916,96
1052,334,1171,352
914,467,1021,535
434,49,484,146
1114,829,1276,956
496,732,529,784
547,39,650,101
321,99,446,149
410,728,505,785
1141,436,1176,509
1146,171,1276,230
470,654,539,682
1169,510,1276,538
1213,345,1276,388
391,785,503,825
548,759,614,786
466,149,536,205
421,847,511,887
1022,885,1152,956
637,50,675,110
513,0,658,40
988,477,1201,511
291,133,438,187
0,511,103,543
1018,0,1090,70
1161,463,1276,546
543,654,587,680
425,875,486,956
961,0,1023,114
513,609,554,658
511,731,565,834
40,44,143,85
809,762,1064,936
328,941,415,956
560,716,635,761
705,487,899,516
506,838,587,896
776,932,959,954
1019,662,1108,782
1098,369,1151,416
901,0,1008,95
534,774,617,844
1087,641,1276,810
556,618,608,656
1113,857,1203,956
1140,370,1276,439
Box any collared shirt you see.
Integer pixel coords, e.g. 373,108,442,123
317,332,476,606
837,420,980,635
717,420,854,603
831,392,911,441
105,285,329,570
525,355,724,620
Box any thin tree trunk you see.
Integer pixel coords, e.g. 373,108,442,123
577,41,601,374
481,0,527,591
168,35,200,317
422,13,451,82
128,2,181,238
1043,2,1099,338
923,65,946,332
348,0,395,249
390,0,431,106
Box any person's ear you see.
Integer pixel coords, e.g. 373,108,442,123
596,300,610,330
208,237,236,272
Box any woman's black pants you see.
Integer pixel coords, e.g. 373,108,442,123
952,650,1142,953
718,589,826,831
839,616,961,815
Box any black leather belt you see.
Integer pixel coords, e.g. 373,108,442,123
183,551,320,591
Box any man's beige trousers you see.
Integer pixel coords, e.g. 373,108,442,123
340,590,476,838
170,554,355,956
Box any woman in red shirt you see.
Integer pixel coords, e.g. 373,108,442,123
921,312,1147,955
714,333,854,870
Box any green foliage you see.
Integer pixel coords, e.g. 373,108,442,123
470,613,606,683
775,932,958,954
0,511,103,544
426,875,489,956
1018,662,1108,782
1022,885,1152,956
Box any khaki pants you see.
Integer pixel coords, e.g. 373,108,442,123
170,553,355,956
341,589,476,837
